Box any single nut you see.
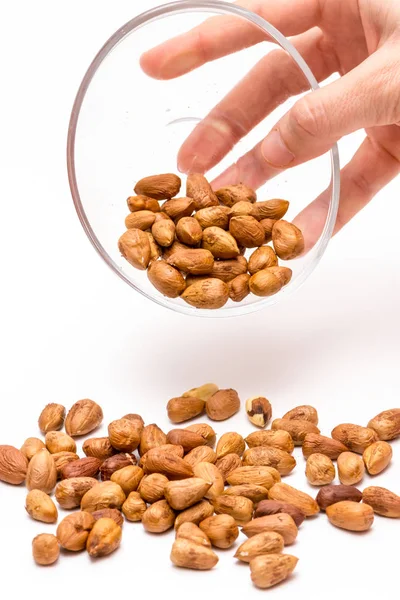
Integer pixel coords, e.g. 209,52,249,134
182,278,229,309
100,453,137,481
363,441,392,475
118,228,151,270
86,517,122,557
216,184,256,207
248,247,278,274
148,261,186,298
146,232,162,262
251,199,289,221
167,248,214,275
92,508,124,527
32,534,60,566
242,447,296,475
199,514,239,548
127,194,160,213
272,220,304,259
26,449,57,493
215,453,242,483
210,256,248,283
185,422,216,446
142,447,194,480
193,462,224,500
142,499,176,533
242,513,298,545
223,484,269,505
283,405,319,424
183,384,219,402
0,445,28,484
229,215,265,248
249,269,282,297
227,466,276,489
272,418,320,445
235,531,285,563
82,437,116,460
122,491,147,521
368,409,400,441
52,452,80,477
326,500,374,531
165,477,212,510
55,477,98,509
316,485,363,511
26,489,58,523
176,216,203,246
259,219,277,243
174,500,213,530
306,453,335,486
140,444,184,468
125,209,156,230
186,173,219,209
81,481,126,512
138,473,169,503
166,429,207,453
170,538,218,570
175,522,211,547
20,437,46,461
229,201,254,218
184,447,217,468
195,206,230,229
268,266,292,286
65,399,103,437
246,396,272,428
57,511,95,551
250,553,298,589
302,433,348,459
151,219,176,247
108,418,141,452
167,396,205,423
216,432,245,459
254,500,305,527
337,452,365,486
139,424,167,455
134,173,181,199
61,457,102,480
45,431,76,454
331,423,379,454
245,430,294,454
202,227,240,259
213,495,254,526
362,486,400,517
228,273,250,302
122,413,145,428
110,466,144,495
268,483,319,516
38,403,65,434
206,388,240,421
162,197,196,220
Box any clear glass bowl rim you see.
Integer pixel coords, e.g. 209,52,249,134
67,0,340,318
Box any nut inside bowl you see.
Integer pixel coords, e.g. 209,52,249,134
67,0,340,317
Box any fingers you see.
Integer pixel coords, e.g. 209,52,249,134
294,125,400,251
140,0,321,80
177,28,338,173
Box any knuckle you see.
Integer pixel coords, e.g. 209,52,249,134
289,96,330,140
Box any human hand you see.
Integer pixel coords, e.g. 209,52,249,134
141,0,400,245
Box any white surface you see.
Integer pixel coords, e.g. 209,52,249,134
0,1,399,598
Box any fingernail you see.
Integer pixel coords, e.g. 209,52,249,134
261,129,295,168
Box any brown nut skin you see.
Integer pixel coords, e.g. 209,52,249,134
242,447,296,476
167,248,214,275
229,215,265,248
0,445,28,485
251,199,289,221
65,399,103,437
139,424,167,456
151,219,176,247
61,457,102,480
139,445,184,469
110,465,144,495
127,194,161,213
216,432,245,459
215,453,242,483
56,511,95,551
195,206,230,229
223,484,269,505
38,403,66,434
199,514,239,548
142,499,176,533
272,418,320,445
229,201,254,218
118,228,151,270
162,197,196,220
268,482,320,516
182,278,229,310
52,452,80,478
134,173,181,200
100,453,137,481
166,429,207,453
142,448,194,480
45,431,76,454
55,477,98,509
175,522,211,547
125,209,156,231
326,500,374,531
306,453,336,486
368,409,400,441
210,256,248,283
186,173,219,209
302,433,349,459
363,441,392,475
246,397,272,428
283,405,319,424
254,500,305,527
148,261,186,298
248,246,278,274
216,184,256,207
245,430,294,454
26,449,57,494
108,418,141,452
25,490,58,523
170,538,219,570
92,508,124,527
32,534,60,566
20,438,46,461
250,553,298,589
80,481,126,512
82,437,116,460
206,388,240,421
226,466,276,489
272,220,304,259
202,227,240,259
174,500,214,530
165,477,212,510
86,517,122,557
228,273,250,302
235,531,285,562
337,452,365,486
316,485,363,511
331,423,379,454
176,216,203,246
362,486,400,518
242,513,298,545
259,218,277,243
213,495,254,526
167,396,205,423
184,447,217,468
122,491,147,521
249,269,282,297
268,266,292,286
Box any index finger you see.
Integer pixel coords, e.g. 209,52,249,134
140,0,321,80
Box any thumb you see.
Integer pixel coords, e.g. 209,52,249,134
260,47,400,169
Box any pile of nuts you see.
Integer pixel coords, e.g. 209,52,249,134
117,173,305,309
0,391,399,590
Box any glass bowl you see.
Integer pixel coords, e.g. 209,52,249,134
67,0,340,317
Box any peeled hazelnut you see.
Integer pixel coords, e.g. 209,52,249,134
254,500,305,527
223,484,269,504
134,173,181,199
235,531,285,563
81,481,126,513
110,465,144,495
25,490,58,523
202,227,240,259
229,201,254,218
245,430,294,454
248,247,278,274
65,399,103,437
249,269,282,297
127,194,160,213
61,457,102,480
176,522,211,547
337,452,365,486
363,441,392,475
193,462,224,500
38,403,66,434
108,418,141,452
45,431,76,454
282,405,319,424
142,499,176,533
272,220,304,260
122,491,147,521
118,228,151,270
122,413,145,428
162,197,196,219
125,210,156,231
151,219,176,247
259,219,277,243
26,449,57,494
246,396,272,428
176,216,203,246
186,173,219,210
210,256,248,283
305,453,336,486
206,389,240,421
174,500,214,530
138,473,169,503
251,199,289,221
52,452,80,477
165,478,212,510
272,418,320,445
199,514,239,548
268,482,319,516
250,553,298,589
229,216,265,248
100,453,137,481
185,422,216,446
268,266,292,286
139,424,167,456
82,437,116,460
216,432,245,458
56,511,95,551
229,273,250,302
148,261,186,298
167,248,214,275
92,508,124,527
216,184,256,207
166,429,207,453
331,423,379,454
170,538,218,570
86,517,122,557
213,495,254,526
368,409,400,441
182,278,229,310
195,206,230,229
20,438,46,462
55,477,98,509
32,534,60,566
167,396,205,423
215,453,242,483
142,448,194,480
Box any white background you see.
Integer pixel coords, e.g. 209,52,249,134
0,1,399,598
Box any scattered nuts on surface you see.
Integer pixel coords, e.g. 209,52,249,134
363,441,393,475
170,538,219,570
108,418,141,452
331,423,379,454
193,462,224,500
326,501,374,531
38,404,66,434
206,389,241,421
26,449,57,494
245,430,294,453
250,553,298,589
302,433,348,459
167,396,205,423
86,517,122,557
25,489,58,523
337,452,365,486
305,453,336,486
82,437,116,460
55,477,98,509
367,409,400,441
216,432,245,459
362,486,400,517
199,514,239,548
57,511,95,551
175,521,211,547
282,405,319,424
142,499,176,533
45,431,77,454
